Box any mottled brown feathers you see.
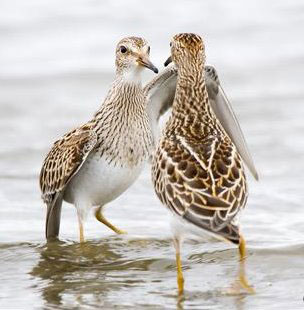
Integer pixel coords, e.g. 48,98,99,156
171,33,205,66
173,33,204,50
40,79,154,208
152,33,248,244
40,36,162,240
152,133,247,244
40,122,97,205
93,81,154,166
117,36,147,50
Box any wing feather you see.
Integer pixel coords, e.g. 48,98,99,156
206,65,259,180
147,64,258,180
40,123,97,203
144,66,177,142
152,134,247,243
40,122,97,238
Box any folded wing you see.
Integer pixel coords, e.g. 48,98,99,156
39,122,97,238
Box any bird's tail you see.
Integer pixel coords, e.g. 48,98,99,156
45,193,63,239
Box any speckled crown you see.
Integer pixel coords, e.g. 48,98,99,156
173,33,204,50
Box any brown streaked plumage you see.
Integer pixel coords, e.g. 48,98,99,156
40,36,159,242
145,64,258,180
40,122,97,205
151,33,257,295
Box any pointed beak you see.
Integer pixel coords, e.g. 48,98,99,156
137,55,158,74
164,56,172,67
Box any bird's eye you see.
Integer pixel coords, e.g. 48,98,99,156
120,46,127,53
170,42,172,47
147,46,150,54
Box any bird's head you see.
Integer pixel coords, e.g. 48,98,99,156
115,36,158,81
164,33,205,69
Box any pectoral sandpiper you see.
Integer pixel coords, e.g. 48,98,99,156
151,33,258,295
40,36,159,242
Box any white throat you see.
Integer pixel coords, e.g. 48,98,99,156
121,66,143,84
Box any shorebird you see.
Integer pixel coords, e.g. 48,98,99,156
40,36,159,242
151,33,258,295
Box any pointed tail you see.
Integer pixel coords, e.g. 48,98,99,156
45,194,63,239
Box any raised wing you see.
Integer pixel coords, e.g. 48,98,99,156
205,66,259,180
40,122,97,238
145,65,258,180
144,66,177,142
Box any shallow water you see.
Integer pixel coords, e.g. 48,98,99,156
1,0,304,309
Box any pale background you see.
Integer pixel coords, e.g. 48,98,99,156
0,0,304,309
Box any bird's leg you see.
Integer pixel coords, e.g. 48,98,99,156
173,236,184,296
77,211,85,243
238,235,255,294
95,206,126,234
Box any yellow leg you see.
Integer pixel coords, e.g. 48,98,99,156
238,235,255,294
77,214,85,243
173,237,184,296
95,206,126,234
239,234,247,261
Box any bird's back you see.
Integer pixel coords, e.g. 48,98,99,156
152,81,248,244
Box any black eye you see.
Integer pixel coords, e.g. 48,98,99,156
170,42,172,47
120,46,127,53
147,46,150,54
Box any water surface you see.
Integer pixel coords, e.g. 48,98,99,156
1,0,304,309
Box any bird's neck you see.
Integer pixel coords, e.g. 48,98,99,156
171,63,215,128
116,66,143,85
94,73,147,126
92,73,153,167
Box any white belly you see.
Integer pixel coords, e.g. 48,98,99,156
64,153,143,207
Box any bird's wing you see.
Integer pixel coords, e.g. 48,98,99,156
144,66,177,141
39,122,97,238
205,65,259,180
145,64,258,180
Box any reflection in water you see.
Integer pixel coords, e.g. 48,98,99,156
29,237,256,309
30,238,125,307
30,237,173,308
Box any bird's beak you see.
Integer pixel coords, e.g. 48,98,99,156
164,56,172,67
137,55,158,74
